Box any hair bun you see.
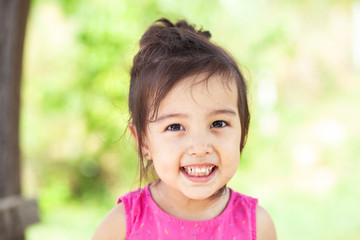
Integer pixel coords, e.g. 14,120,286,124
158,18,211,39
139,18,211,48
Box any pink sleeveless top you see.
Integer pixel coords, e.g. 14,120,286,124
118,185,258,239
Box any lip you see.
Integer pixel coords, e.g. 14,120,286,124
180,165,217,183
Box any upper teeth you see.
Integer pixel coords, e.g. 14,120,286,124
183,166,215,176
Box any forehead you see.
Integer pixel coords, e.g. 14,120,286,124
158,73,238,113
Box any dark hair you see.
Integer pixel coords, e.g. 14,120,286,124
128,18,250,186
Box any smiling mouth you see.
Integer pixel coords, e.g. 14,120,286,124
181,165,216,177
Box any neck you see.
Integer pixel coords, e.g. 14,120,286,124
149,181,230,221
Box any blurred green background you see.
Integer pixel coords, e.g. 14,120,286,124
21,0,360,239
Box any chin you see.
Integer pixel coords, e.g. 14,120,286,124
183,189,218,201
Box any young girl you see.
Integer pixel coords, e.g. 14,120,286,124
93,18,276,240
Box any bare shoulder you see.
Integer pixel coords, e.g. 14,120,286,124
92,202,127,240
256,204,277,240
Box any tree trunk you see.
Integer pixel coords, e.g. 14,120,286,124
0,1,39,239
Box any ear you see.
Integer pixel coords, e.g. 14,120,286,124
128,123,152,160
128,122,138,144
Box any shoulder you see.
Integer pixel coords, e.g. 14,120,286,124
256,205,277,240
92,202,127,240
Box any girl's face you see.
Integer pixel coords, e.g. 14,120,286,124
143,74,241,200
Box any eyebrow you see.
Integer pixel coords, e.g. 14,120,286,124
154,113,188,123
154,108,237,123
209,109,237,117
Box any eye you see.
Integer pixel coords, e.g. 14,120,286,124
210,121,228,128
166,124,185,131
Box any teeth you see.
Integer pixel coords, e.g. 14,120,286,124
183,166,215,177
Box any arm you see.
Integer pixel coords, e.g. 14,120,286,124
256,205,277,240
92,202,127,240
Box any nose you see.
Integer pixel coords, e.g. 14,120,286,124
187,134,213,157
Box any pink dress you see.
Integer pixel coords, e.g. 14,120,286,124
118,184,258,239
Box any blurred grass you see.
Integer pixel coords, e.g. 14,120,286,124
21,0,360,239
27,204,100,240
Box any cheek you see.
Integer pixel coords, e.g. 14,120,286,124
220,131,241,151
218,133,241,165
152,157,180,181
150,136,184,158
150,148,179,170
